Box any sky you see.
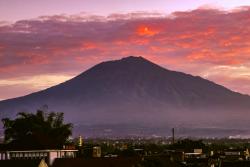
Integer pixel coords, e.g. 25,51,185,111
1,0,250,100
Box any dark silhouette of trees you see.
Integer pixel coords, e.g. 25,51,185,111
169,139,205,153
2,108,72,149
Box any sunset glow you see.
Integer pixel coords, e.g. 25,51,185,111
1,1,250,100
137,26,157,36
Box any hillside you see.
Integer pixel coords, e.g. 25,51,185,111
1,56,250,137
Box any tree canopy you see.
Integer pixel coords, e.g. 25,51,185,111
170,139,205,152
2,108,73,149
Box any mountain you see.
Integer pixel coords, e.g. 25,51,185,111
1,56,250,137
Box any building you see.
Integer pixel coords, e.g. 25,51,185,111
223,149,246,161
164,149,185,162
92,147,101,158
184,148,205,159
0,149,78,165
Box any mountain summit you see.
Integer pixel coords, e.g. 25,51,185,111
1,56,250,137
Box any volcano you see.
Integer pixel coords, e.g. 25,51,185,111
1,56,250,137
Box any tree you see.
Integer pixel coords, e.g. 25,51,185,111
2,109,73,149
169,139,205,152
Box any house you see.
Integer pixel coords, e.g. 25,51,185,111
0,149,78,165
92,146,101,157
223,149,245,160
164,149,185,162
184,148,206,159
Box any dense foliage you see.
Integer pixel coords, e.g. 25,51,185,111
2,109,72,149
170,139,206,152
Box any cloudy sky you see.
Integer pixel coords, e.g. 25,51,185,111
1,0,250,100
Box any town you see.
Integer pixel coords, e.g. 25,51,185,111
1,127,250,166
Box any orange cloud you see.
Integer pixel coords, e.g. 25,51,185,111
80,42,98,51
1,7,250,99
137,26,158,36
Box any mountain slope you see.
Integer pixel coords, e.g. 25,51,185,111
1,56,250,136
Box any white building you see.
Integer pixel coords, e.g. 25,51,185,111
0,149,78,165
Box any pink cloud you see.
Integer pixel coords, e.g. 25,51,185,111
1,7,250,99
